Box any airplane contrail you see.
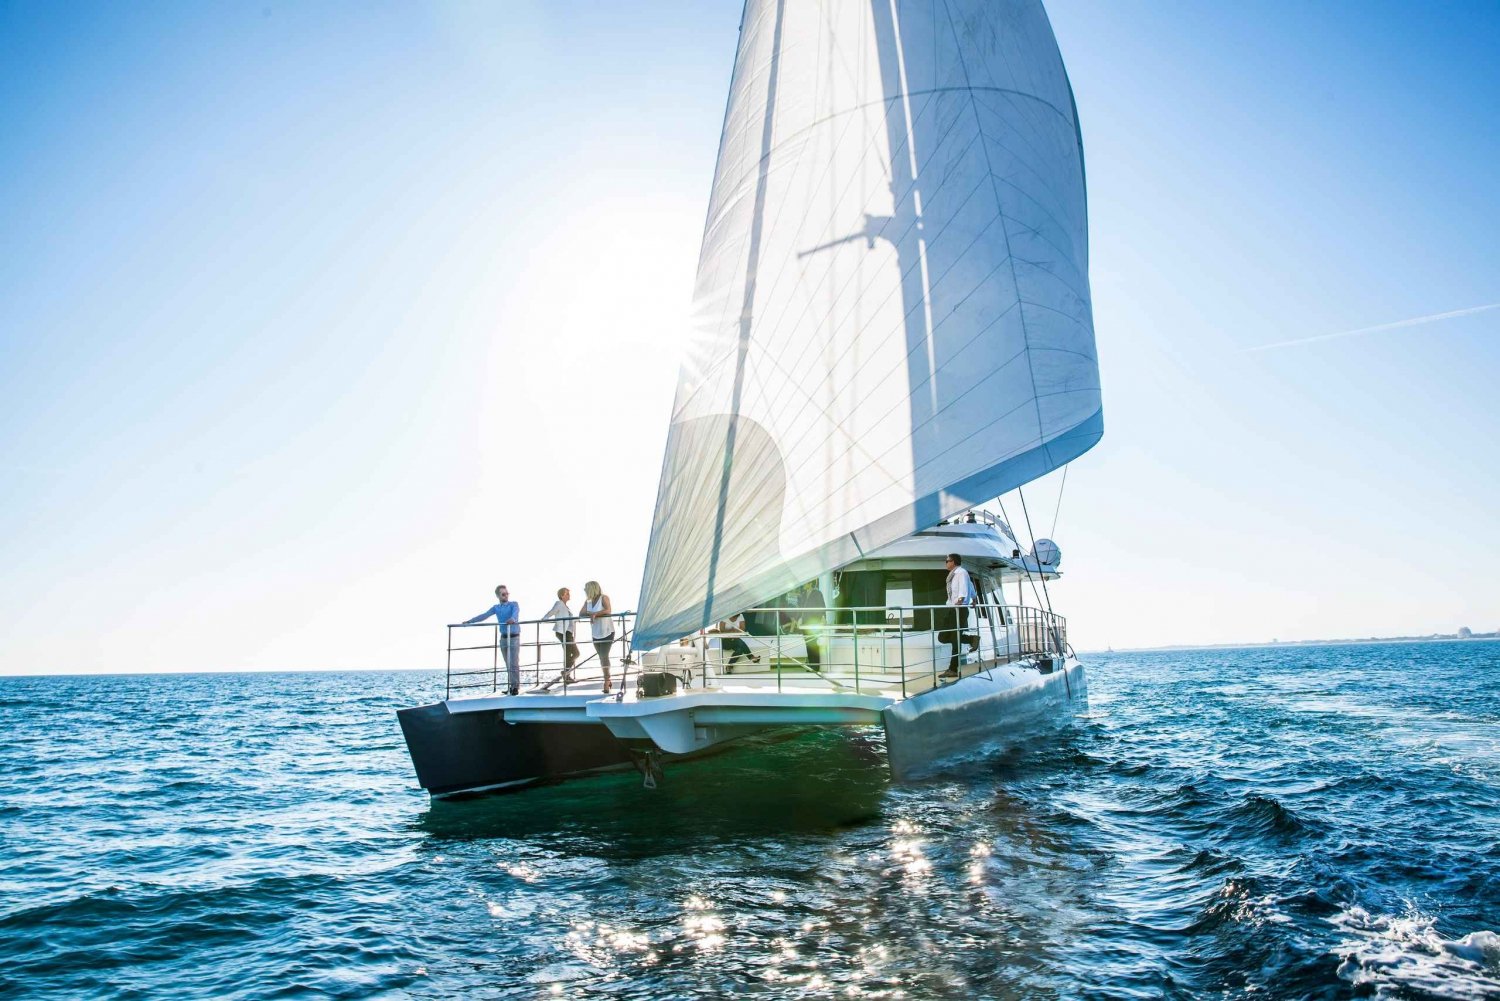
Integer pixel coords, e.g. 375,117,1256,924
1242,301,1500,352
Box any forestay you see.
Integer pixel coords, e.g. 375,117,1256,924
634,0,1102,650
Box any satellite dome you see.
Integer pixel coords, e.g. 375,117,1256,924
1032,539,1061,567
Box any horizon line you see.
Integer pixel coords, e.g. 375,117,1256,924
4,633,1495,678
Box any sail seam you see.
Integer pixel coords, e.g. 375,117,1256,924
744,75,1089,422
707,85,1075,200
697,21,933,411
681,177,1075,518
762,297,1026,494
743,167,1068,441
700,3,814,377
701,0,788,627
715,87,958,393
669,271,1095,573
744,100,1001,412
939,0,1049,448
747,156,994,417
662,248,1030,541
787,397,1098,553
674,92,974,423
720,348,1040,550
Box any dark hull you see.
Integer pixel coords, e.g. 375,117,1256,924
397,702,635,797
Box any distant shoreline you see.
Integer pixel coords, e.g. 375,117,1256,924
1088,634,1500,655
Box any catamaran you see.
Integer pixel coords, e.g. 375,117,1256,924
399,0,1103,796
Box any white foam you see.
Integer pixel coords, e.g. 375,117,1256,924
1332,906,1500,999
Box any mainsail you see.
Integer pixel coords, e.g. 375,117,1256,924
633,0,1102,650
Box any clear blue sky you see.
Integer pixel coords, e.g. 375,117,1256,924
2,0,1496,673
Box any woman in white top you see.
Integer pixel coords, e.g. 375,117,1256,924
541,586,580,679
582,580,615,692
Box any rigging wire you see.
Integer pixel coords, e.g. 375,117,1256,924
995,495,1048,614
1017,486,1068,665
1017,488,1055,618
994,491,1070,688
1050,463,1069,539
998,487,1068,663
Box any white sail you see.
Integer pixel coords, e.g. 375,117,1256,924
633,0,1102,649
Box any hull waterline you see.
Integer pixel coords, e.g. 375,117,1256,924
397,702,635,798
882,658,1086,779
399,658,1086,797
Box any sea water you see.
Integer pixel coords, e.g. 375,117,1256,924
2,641,1497,999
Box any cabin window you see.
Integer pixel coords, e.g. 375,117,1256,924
834,569,951,630
975,574,1009,626
835,571,884,626
885,575,914,627
911,571,948,630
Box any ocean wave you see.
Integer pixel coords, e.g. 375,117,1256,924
2,646,1497,998
1333,906,1500,999
1218,792,1315,839
1178,847,1242,877
1189,875,1295,934
0,872,340,938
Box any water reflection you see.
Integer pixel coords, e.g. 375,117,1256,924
402,721,1110,997
385,649,1500,999
7,649,1496,998
414,728,891,849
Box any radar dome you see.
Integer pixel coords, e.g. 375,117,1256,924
1032,539,1061,567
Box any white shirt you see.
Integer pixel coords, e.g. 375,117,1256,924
542,600,574,636
583,596,613,639
947,565,975,606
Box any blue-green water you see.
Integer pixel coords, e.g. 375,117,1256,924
2,642,1497,999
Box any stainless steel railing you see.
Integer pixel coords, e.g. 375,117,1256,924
443,602,1067,700
444,612,636,699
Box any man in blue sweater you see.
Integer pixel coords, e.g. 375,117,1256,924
464,585,521,695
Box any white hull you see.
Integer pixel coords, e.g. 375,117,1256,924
883,658,1085,778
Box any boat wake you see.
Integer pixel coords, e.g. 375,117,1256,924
1333,906,1500,999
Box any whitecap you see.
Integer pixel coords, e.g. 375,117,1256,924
1332,906,1500,999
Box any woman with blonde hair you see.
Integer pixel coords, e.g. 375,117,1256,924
581,580,615,693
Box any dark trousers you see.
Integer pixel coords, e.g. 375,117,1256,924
594,633,616,669
722,636,753,663
557,631,580,673
938,606,970,671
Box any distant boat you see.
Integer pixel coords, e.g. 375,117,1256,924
399,0,1103,796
